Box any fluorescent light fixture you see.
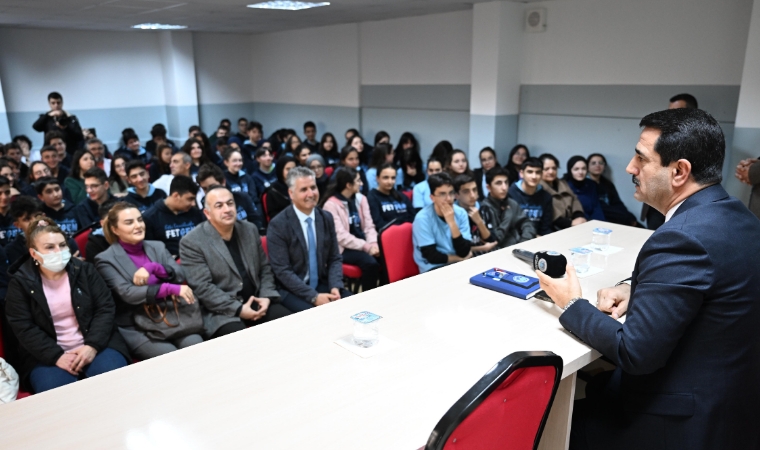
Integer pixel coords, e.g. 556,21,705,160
247,1,330,11
132,23,187,30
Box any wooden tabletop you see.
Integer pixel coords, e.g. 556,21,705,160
0,220,652,449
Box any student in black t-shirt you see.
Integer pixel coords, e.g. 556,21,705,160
35,176,81,236
367,163,414,231
197,163,265,233
453,173,497,255
143,175,206,257
122,160,167,213
0,176,20,247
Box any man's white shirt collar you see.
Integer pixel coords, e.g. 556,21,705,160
665,200,686,223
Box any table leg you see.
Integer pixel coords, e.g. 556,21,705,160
537,372,576,450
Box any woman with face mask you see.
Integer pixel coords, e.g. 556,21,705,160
5,216,129,393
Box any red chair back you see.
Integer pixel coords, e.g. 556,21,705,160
402,190,413,200
324,166,334,178
425,351,563,450
73,227,93,260
261,236,268,258
379,222,418,283
262,192,270,224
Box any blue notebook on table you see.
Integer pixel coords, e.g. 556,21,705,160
470,268,541,300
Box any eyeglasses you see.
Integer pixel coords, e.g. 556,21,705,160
85,183,102,191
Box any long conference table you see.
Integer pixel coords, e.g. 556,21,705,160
0,220,653,449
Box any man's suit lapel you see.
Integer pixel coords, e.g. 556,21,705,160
205,222,241,279
235,221,260,288
112,243,138,276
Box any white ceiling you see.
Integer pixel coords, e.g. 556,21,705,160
0,0,544,34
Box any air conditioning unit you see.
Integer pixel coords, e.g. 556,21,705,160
525,8,547,33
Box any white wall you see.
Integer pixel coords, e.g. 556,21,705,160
0,27,166,112
360,10,473,86
194,32,254,105
251,24,360,107
736,0,760,128
521,0,754,85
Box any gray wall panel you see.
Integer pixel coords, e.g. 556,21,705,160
254,103,360,140
361,85,471,111
520,85,740,122
198,103,256,135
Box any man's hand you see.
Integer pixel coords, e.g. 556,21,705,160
133,267,150,286
239,297,259,320
473,241,498,253
250,297,270,321
70,345,98,373
178,285,196,305
48,110,63,118
597,283,631,319
439,202,456,223
535,264,583,309
315,293,337,305
330,288,342,301
72,250,84,261
467,207,484,225
368,244,380,257
571,217,587,226
56,353,79,376
735,159,757,185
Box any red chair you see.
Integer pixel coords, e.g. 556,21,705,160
73,227,93,260
261,236,268,258
378,222,418,283
324,166,334,178
342,263,362,293
262,192,270,224
402,190,413,200
425,351,563,450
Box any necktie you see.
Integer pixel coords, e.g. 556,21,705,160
306,217,318,288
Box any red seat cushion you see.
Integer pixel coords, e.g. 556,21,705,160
443,366,557,450
342,264,362,279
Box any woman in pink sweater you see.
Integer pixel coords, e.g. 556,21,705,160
320,167,381,292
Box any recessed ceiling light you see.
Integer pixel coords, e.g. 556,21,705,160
132,23,187,30
247,1,330,11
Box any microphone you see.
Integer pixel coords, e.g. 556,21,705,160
512,249,567,278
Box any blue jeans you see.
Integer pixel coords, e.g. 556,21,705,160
28,348,128,393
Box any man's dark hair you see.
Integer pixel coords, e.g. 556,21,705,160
10,196,43,221
247,121,263,132
188,125,201,134
44,130,65,146
486,166,510,186
98,198,120,220
0,175,10,189
34,176,61,196
238,117,248,124
125,160,147,177
83,167,108,184
216,136,228,147
669,93,699,109
169,175,199,196
40,145,58,156
521,157,544,172
197,163,225,184
255,146,273,159
13,135,33,149
304,121,316,130
639,108,724,185
150,123,167,138
453,173,476,193
123,132,139,144
428,172,454,195
4,142,20,153
48,92,62,102
217,124,230,132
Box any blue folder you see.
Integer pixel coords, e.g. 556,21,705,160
469,268,541,300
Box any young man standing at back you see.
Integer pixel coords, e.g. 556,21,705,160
412,172,472,273
480,167,536,248
508,157,554,236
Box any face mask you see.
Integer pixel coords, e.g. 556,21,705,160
34,249,71,272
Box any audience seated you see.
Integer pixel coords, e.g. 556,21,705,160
453,173,497,255
393,132,422,181
563,156,605,221
45,130,73,169
95,202,203,359
4,197,76,265
412,157,443,211
294,144,311,167
365,143,395,192
122,160,167,213
85,138,111,177
538,154,587,230
235,117,249,142
307,154,329,198
445,149,473,180
319,132,340,167
505,144,529,187
303,121,319,153
114,132,152,165
148,143,173,183
507,158,554,236
321,167,381,292
64,150,96,204
265,155,298,221
145,124,177,157
4,141,29,183
479,167,536,249
154,151,192,196
5,216,128,393
346,132,370,169
85,199,118,262
472,147,499,201
180,186,291,339
251,144,277,195
0,176,20,247
197,163,265,232
430,140,453,167
412,172,472,273
143,176,205,257
367,163,415,230
35,177,81,236
108,156,130,197
267,167,351,312
72,168,113,229
32,92,84,154
181,138,211,177
40,144,69,186
587,153,639,226
333,146,369,195
222,148,260,206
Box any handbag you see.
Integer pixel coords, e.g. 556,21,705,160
0,358,20,404
133,295,204,341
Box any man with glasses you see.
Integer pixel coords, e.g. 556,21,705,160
413,172,472,273
73,168,112,228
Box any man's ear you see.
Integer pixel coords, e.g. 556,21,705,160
672,159,693,187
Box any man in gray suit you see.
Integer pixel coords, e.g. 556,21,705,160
180,186,291,338
267,167,351,312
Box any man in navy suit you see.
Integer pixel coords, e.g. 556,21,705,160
537,108,760,450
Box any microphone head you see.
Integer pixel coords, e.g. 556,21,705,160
533,251,567,278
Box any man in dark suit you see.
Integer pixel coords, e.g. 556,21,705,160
267,166,351,313
180,186,290,339
537,108,760,450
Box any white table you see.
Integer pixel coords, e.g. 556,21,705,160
0,221,652,449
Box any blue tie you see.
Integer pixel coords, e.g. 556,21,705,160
306,217,318,288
